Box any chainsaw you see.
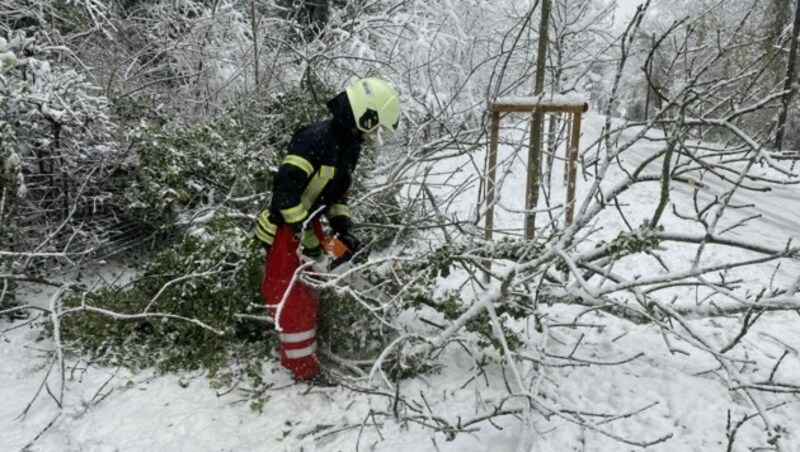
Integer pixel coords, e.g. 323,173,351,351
303,236,387,299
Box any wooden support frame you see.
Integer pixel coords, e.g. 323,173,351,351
483,99,588,281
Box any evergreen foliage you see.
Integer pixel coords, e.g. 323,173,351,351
60,219,270,379
56,76,401,385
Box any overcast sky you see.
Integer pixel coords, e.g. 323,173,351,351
616,0,647,21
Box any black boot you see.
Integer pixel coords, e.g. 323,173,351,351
296,372,337,387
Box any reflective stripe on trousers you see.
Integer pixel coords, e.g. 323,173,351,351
285,342,318,359
262,222,324,380
280,328,318,359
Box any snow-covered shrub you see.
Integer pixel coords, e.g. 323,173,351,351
119,78,334,237
317,284,397,359
0,29,120,283
115,0,253,117
123,120,264,235
60,217,268,375
400,241,530,348
58,76,410,383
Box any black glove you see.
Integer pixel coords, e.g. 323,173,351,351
339,232,361,254
339,232,369,264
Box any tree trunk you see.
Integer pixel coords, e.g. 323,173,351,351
775,0,800,152
525,0,551,239
250,0,260,89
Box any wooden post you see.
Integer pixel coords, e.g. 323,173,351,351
565,111,582,225
483,111,501,282
525,117,542,239
482,100,587,281
564,113,571,185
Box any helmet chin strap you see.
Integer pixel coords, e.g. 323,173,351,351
371,129,384,145
363,128,383,146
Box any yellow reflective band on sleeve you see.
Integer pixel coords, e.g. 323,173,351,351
254,211,277,245
301,166,335,209
282,155,314,177
281,203,309,224
254,226,275,245
327,203,351,218
257,211,277,234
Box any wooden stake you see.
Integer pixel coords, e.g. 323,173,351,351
565,111,582,225
483,111,501,282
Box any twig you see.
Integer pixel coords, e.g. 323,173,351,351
17,357,57,420
768,350,790,383
19,413,62,451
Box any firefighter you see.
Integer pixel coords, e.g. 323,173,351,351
254,78,401,385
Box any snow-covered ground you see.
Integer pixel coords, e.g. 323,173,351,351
3,112,799,451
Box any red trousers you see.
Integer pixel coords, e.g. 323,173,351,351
261,221,324,380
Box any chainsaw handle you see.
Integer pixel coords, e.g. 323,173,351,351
322,236,350,258
322,235,369,271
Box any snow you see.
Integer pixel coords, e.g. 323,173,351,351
495,93,589,109
1,312,521,451
3,113,800,451
0,50,16,68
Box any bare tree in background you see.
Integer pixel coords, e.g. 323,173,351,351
524,0,551,238
2,1,799,450
306,3,800,449
775,0,800,153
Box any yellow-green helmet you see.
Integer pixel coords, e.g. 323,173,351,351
345,77,401,134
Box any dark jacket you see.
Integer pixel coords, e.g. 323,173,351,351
266,92,362,235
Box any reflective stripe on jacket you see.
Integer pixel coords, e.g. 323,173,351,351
256,119,360,246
